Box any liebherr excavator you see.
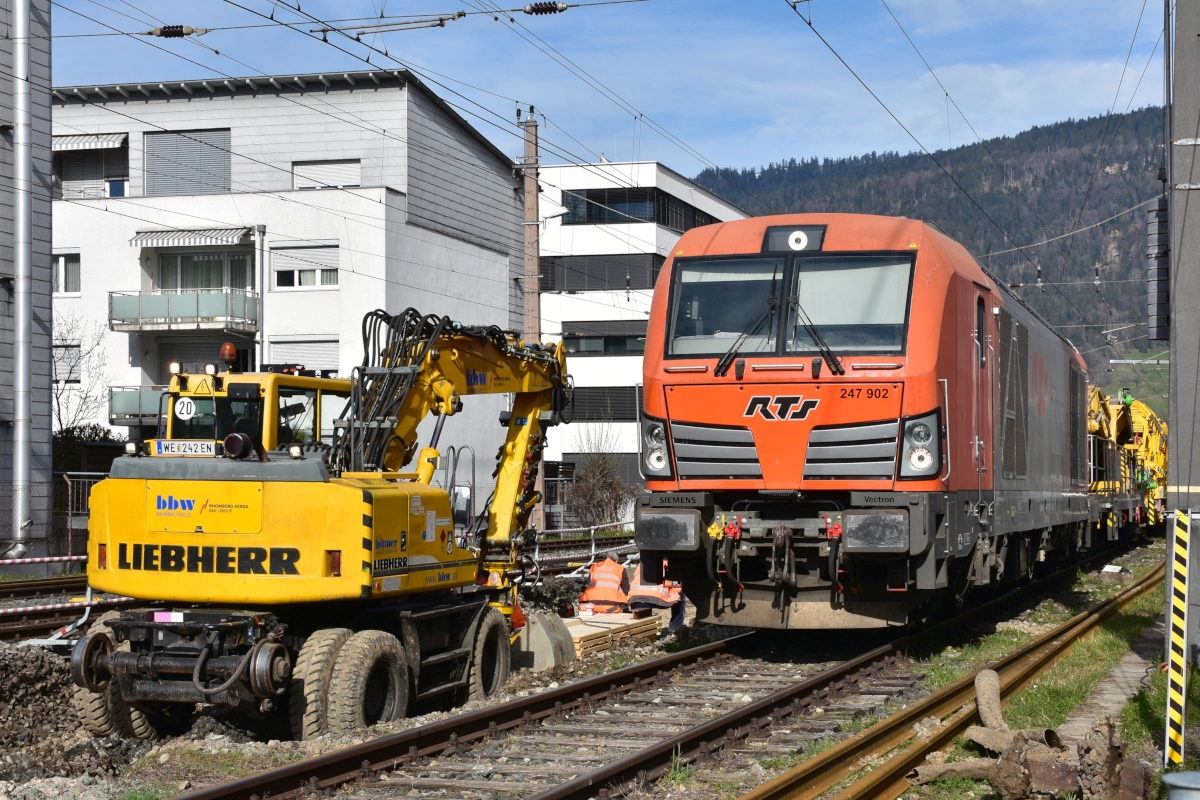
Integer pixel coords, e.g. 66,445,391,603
70,308,572,740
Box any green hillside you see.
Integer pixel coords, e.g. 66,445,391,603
694,107,1167,404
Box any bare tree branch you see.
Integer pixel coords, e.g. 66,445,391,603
52,310,109,433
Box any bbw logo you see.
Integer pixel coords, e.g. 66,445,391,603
1031,352,1049,417
156,495,195,511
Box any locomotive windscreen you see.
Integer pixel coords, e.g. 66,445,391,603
667,253,914,357
787,255,913,354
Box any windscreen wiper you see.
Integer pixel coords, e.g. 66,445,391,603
714,265,779,378
790,297,846,375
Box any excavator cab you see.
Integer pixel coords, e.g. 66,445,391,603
150,366,350,459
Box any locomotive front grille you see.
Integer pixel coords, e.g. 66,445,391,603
670,421,762,480
804,420,899,480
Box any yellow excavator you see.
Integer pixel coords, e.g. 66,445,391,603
1087,385,1168,534
69,308,571,740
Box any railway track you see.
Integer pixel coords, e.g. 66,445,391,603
741,562,1164,800
0,574,136,644
524,534,636,579
0,574,88,604
179,543,1144,800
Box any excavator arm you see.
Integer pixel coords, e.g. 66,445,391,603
329,310,571,551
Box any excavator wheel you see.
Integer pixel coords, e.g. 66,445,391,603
463,607,511,703
289,627,352,740
72,610,186,740
325,630,408,734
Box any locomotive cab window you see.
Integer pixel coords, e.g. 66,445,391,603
666,253,915,358
786,255,913,354
668,257,784,356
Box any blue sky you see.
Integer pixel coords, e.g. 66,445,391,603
53,0,1166,176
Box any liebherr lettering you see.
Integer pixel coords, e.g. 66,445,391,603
115,543,300,574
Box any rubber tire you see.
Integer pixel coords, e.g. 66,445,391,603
289,627,352,741
71,611,171,740
325,630,408,734
465,608,511,703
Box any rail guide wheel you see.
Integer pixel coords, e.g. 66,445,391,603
71,610,193,740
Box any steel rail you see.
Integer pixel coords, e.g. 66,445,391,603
178,540,1138,800
740,564,1165,800
179,636,751,800
0,574,87,602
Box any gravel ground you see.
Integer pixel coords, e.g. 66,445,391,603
0,539,1162,800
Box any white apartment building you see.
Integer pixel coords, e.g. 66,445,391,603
52,69,526,500
536,162,746,523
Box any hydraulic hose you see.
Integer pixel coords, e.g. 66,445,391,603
191,636,272,697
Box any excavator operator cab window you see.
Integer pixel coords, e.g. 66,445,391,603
171,396,263,441
277,387,317,445
319,390,349,445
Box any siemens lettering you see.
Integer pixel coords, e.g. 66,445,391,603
115,543,299,574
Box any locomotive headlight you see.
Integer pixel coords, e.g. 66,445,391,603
900,410,941,479
640,414,673,479
907,447,933,471
908,422,932,445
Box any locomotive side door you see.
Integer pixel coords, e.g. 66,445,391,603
956,278,995,500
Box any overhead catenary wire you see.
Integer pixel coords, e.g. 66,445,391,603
42,10,682,317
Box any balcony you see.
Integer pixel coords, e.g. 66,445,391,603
109,289,258,334
109,385,167,427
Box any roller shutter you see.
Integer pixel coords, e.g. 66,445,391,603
271,340,339,371
158,339,227,381
145,129,231,196
293,160,361,189
569,386,642,422
272,247,339,272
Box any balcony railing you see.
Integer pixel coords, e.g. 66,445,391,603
109,288,259,333
109,385,167,427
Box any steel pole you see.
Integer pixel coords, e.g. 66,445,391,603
10,0,32,557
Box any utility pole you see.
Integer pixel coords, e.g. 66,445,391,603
9,0,32,558
519,106,545,531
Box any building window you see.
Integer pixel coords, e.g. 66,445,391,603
562,188,717,232
569,386,642,422
540,253,664,292
561,320,647,356
157,251,254,292
293,160,361,190
55,146,129,200
53,254,81,294
52,342,81,384
272,246,339,290
144,129,232,197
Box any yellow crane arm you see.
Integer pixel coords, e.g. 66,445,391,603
352,330,569,547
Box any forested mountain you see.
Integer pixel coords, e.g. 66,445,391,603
693,107,1166,386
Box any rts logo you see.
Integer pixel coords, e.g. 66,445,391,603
156,495,197,511
743,396,819,421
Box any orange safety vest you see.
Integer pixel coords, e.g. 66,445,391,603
628,562,682,608
579,557,629,612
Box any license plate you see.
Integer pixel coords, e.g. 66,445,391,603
153,439,215,457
